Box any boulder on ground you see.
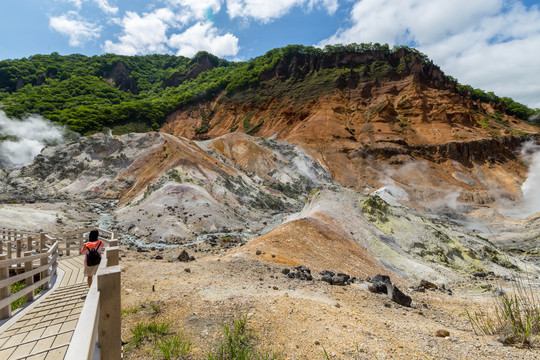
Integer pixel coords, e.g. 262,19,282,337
177,250,193,262
387,284,412,307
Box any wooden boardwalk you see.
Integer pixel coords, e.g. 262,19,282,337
0,256,87,359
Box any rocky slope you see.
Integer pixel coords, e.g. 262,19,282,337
0,47,539,358
162,50,539,209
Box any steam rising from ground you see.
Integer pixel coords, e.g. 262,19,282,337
0,111,68,167
520,141,540,216
378,161,462,210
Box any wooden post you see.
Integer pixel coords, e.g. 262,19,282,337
24,251,34,302
0,254,11,319
97,266,121,360
16,239,22,261
66,235,71,256
7,240,12,259
40,234,49,290
106,247,119,267
27,236,33,253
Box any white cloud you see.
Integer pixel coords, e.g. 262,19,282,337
49,11,102,47
321,0,540,108
103,9,175,55
64,0,83,8
226,0,337,23
62,0,118,14
93,0,119,15
168,22,240,57
166,0,222,23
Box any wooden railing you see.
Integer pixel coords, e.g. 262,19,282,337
0,227,118,320
0,227,122,358
65,241,121,360
0,229,59,320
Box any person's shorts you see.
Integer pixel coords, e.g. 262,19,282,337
84,265,99,276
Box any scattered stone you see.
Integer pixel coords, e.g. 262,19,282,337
487,341,504,347
285,265,313,281
332,273,351,286
419,279,438,290
321,274,333,284
255,250,262,255
473,272,487,278
387,284,412,307
369,274,391,284
154,255,163,260
273,286,278,290
367,275,413,307
184,268,191,273
335,303,341,308
368,282,388,294
435,329,450,338
281,268,290,275
319,270,335,277
177,250,193,262
314,340,320,345
384,303,391,308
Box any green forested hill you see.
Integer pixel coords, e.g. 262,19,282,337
0,44,537,134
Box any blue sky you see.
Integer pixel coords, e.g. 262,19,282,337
1,0,539,108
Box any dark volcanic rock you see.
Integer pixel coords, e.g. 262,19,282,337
332,273,351,286
321,275,333,284
387,284,412,307
368,282,388,294
177,250,193,262
370,274,391,284
419,279,438,289
285,265,313,281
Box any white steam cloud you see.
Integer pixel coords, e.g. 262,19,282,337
520,141,540,216
0,111,67,167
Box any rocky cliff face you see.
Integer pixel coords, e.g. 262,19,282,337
103,62,139,94
162,53,539,207
162,54,217,88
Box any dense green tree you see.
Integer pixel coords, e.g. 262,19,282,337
0,45,537,135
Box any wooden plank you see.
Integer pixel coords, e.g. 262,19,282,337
65,281,100,360
106,247,119,266
51,331,73,348
8,340,37,359
0,265,56,310
0,242,57,268
0,254,11,319
30,337,55,355
0,254,57,289
97,266,121,360
24,252,35,303
44,345,68,360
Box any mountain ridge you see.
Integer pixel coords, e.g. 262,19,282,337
0,44,537,135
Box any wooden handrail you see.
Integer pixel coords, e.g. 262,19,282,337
0,264,58,310
0,226,117,325
0,253,58,289
0,241,58,268
66,246,121,360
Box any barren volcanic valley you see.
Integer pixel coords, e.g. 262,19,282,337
1,47,540,359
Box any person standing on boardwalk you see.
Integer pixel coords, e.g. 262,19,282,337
81,229,104,287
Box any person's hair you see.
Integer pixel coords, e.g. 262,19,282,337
88,229,99,242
